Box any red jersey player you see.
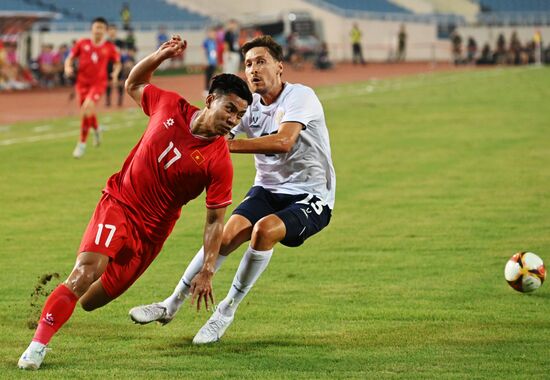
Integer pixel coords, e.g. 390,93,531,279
18,35,252,370
64,17,121,158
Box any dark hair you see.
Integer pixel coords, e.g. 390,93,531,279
241,35,283,62
92,17,108,26
209,73,253,105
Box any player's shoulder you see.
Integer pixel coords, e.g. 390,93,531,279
281,82,319,105
146,84,183,100
283,82,317,100
75,38,91,47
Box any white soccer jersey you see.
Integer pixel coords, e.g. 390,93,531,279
231,82,336,209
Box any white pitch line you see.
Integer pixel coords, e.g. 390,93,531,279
0,122,135,147
32,125,52,133
317,66,534,101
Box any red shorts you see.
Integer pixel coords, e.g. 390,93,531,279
76,82,107,105
79,193,165,298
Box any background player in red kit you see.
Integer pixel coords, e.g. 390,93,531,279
18,35,252,370
64,17,121,159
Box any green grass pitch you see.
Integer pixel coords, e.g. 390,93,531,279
1,66,550,378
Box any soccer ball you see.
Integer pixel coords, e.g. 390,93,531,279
504,252,546,293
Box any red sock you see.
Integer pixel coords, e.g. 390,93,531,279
89,115,98,131
32,284,78,345
80,116,90,143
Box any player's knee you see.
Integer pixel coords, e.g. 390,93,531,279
65,265,97,297
251,217,282,248
220,233,237,255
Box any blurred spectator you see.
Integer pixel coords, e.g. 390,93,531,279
451,30,463,65
67,39,78,101
350,23,365,65
108,24,126,50
215,24,225,66
121,2,131,31
37,44,59,87
203,27,218,96
495,33,506,64
525,41,536,64
5,41,18,67
115,46,136,106
106,24,125,107
476,43,494,65
509,30,521,65
58,43,70,62
157,26,169,48
533,30,543,65
56,44,70,85
239,27,262,47
0,41,33,90
397,24,407,62
315,42,333,70
125,29,136,51
0,41,12,89
466,37,477,64
223,19,241,74
0,40,6,86
544,42,550,64
286,32,304,69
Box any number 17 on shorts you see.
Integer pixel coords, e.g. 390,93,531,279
78,194,129,257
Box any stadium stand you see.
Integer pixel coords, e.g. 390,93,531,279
2,0,50,13
6,0,208,24
420,0,479,23
477,0,550,12
320,0,411,14
475,0,550,25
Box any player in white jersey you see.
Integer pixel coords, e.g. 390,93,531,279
129,36,336,344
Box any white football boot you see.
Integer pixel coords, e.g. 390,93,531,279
18,341,48,370
129,303,175,325
92,126,102,147
192,308,234,344
72,142,86,158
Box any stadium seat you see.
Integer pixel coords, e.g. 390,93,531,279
2,0,208,24
320,0,411,14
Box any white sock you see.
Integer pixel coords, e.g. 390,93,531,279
162,246,227,314
29,341,46,350
218,245,273,317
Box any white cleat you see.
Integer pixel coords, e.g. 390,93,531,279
72,142,86,158
129,303,174,325
192,308,234,344
18,342,48,370
93,126,102,147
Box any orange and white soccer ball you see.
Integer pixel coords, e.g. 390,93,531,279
504,252,546,293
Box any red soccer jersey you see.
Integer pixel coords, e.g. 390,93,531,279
70,38,120,86
104,84,233,243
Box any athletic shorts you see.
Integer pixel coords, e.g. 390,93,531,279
76,82,107,105
232,186,332,247
78,193,165,298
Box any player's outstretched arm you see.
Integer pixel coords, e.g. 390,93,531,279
111,60,122,85
189,207,227,311
125,35,187,105
64,55,75,78
228,122,302,154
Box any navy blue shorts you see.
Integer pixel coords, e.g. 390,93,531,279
232,186,332,247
